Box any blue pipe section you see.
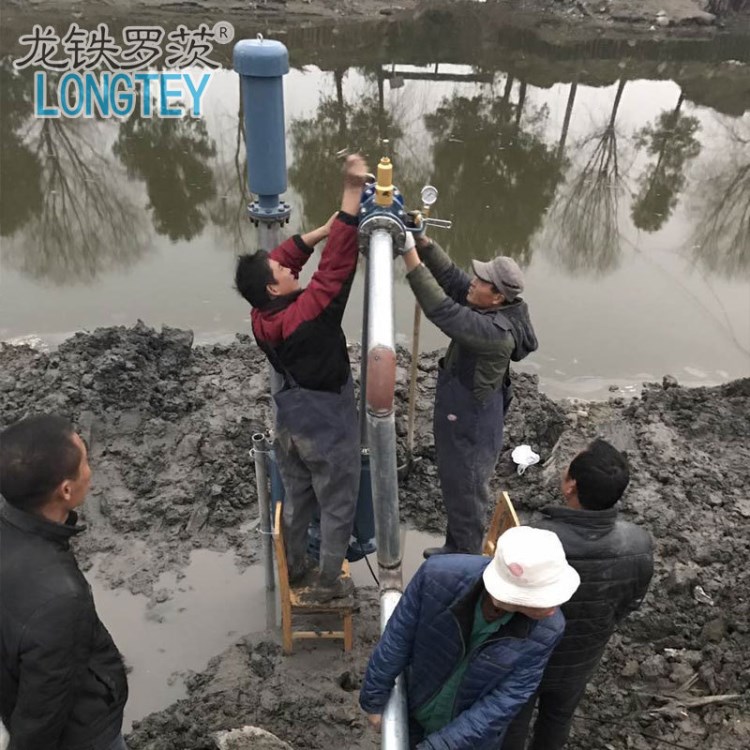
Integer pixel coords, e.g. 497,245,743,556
268,449,376,562
233,38,291,222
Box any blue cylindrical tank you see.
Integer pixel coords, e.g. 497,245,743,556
233,38,289,207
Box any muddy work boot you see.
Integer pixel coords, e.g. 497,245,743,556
309,573,354,603
287,557,313,586
307,555,354,603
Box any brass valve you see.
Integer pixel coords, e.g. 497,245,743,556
375,157,394,207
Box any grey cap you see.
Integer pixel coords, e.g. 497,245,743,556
471,256,525,302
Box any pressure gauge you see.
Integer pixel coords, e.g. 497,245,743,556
420,185,439,207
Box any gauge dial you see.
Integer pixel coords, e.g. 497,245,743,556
420,185,439,206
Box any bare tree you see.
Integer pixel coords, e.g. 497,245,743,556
690,124,750,278
547,79,629,276
630,93,701,232
2,109,150,284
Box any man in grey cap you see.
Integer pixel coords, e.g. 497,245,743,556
399,233,538,556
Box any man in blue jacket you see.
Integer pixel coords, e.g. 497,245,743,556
400,235,538,557
360,526,581,750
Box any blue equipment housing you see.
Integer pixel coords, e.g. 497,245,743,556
233,38,291,224
267,449,376,563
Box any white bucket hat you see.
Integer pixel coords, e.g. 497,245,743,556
482,526,580,609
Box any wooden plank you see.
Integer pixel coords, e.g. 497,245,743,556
292,630,345,640
273,502,295,654
343,613,353,653
482,491,520,557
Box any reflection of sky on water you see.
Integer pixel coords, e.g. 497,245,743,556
0,63,748,398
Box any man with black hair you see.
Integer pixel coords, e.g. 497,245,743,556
235,154,368,603
501,438,654,750
0,415,129,750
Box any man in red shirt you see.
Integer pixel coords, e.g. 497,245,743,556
235,155,368,602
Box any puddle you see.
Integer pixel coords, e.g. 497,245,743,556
87,548,270,729
88,528,440,727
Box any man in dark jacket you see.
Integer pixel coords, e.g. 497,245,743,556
501,438,654,750
360,526,581,750
0,415,129,750
400,236,538,556
234,154,368,602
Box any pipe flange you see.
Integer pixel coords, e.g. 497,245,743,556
247,201,292,225
357,213,406,256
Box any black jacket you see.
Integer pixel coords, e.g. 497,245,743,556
0,501,128,750
532,506,653,686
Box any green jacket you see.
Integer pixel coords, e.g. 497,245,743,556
406,240,537,401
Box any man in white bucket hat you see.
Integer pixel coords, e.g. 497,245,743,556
360,527,580,750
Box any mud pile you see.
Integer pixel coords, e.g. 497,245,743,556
1,324,748,749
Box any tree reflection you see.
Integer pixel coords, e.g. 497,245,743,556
206,89,256,253
0,62,43,238
690,124,750,278
423,78,562,265
288,68,405,229
548,79,628,276
630,93,701,232
114,99,217,242
0,61,150,284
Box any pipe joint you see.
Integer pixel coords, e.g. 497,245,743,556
248,200,292,226
358,213,406,257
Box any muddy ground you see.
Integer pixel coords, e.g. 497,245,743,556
0,324,748,749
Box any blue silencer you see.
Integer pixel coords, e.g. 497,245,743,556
233,39,289,202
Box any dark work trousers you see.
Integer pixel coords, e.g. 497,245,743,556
273,375,360,581
433,364,510,554
500,681,588,750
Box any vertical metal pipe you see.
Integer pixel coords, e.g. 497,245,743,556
360,255,371,448
251,433,275,593
380,591,410,750
366,229,401,574
362,225,408,750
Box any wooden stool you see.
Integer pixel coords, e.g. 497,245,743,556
482,491,520,557
272,501,354,655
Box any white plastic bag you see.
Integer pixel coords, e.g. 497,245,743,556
511,444,540,476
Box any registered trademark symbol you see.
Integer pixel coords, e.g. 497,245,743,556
213,21,235,44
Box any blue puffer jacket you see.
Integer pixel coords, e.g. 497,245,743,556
360,555,565,750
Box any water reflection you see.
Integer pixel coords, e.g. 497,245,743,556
689,121,750,279
425,75,562,265
288,68,407,228
630,93,701,233
546,79,629,276
0,61,149,284
114,95,217,242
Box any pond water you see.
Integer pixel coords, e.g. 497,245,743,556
1,17,748,398
87,528,440,728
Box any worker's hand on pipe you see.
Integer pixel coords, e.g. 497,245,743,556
366,713,383,732
406,210,427,237
343,154,369,187
393,230,416,258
